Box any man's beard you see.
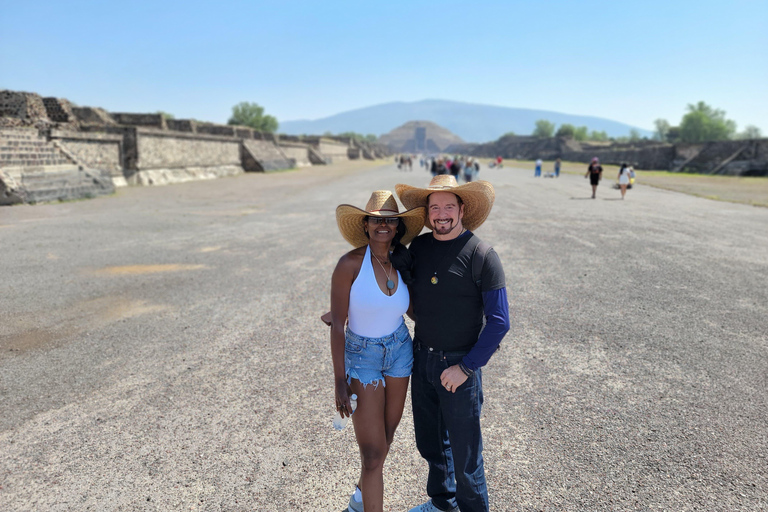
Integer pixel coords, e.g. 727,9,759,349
433,219,457,235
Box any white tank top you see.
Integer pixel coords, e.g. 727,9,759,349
348,245,409,337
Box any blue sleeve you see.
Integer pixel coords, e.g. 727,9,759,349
462,287,510,371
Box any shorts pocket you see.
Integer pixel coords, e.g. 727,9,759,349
345,339,364,354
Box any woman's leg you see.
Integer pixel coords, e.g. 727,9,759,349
350,379,388,512
383,376,410,445
621,184,627,198
591,184,597,198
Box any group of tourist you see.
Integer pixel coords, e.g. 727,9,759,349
584,157,635,199
423,156,481,183
325,174,509,512
397,155,413,171
527,156,635,199
534,158,561,178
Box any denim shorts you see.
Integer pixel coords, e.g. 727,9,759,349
345,320,413,388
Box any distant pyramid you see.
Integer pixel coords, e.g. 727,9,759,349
378,121,464,153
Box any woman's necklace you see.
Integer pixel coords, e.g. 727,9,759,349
430,229,466,285
371,251,395,294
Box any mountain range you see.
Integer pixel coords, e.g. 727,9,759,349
278,99,653,143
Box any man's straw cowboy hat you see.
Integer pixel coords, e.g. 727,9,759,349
395,175,495,231
336,190,426,248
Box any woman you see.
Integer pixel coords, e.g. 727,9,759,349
618,162,631,199
329,190,425,512
585,157,603,199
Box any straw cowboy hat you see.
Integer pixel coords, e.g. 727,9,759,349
395,175,495,231
336,190,426,248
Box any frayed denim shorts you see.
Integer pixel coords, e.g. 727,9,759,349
345,320,413,388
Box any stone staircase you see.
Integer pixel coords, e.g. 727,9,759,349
0,128,115,204
241,140,294,172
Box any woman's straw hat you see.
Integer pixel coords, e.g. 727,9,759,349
336,190,426,248
395,175,495,231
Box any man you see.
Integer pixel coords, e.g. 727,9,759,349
395,175,510,512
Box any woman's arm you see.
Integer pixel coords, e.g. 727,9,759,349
330,253,356,417
406,295,416,322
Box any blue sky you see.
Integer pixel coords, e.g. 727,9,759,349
2,0,766,136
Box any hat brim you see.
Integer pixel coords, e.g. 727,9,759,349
395,181,495,232
336,205,426,248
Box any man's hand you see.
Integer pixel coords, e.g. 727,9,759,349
440,365,469,393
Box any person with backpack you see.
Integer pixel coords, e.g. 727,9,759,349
394,175,510,512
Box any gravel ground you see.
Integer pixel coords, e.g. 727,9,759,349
1,162,766,511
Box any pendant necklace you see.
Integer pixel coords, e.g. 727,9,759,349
371,251,395,294
430,229,466,285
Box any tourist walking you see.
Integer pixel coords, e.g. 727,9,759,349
463,158,475,183
618,162,631,199
395,175,510,512
585,157,603,199
535,158,542,177
554,158,561,177
328,191,426,512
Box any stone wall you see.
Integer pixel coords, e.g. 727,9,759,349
165,119,195,132
673,139,768,175
110,113,166,129
42,97,77,124
278,141,312,167
195,123,235,137
49,129,125,185
315,138,350,163
561,145,676,170
72,107,118,126
134,129,240,170
0,90,48,121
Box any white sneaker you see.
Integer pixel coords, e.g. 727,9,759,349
407,500,458,512
347,487,364,512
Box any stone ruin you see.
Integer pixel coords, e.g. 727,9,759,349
447,134,768,177
0,89,391,205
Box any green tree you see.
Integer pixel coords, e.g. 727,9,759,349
666,126,681,143
589,130,609,141
227,102,278,133
336,131,379,143
502,131,516,138
555,123,575,138
736,125,762,139
654,118,670,141
532,119,555,138
156,111,174,120
679,101,736,142
574,126,589,141
629,129,642,142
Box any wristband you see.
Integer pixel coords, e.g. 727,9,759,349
459,362,474,377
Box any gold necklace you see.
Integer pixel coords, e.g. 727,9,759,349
371,251,395,294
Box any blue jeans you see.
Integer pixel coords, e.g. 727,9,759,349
411,343,488,512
